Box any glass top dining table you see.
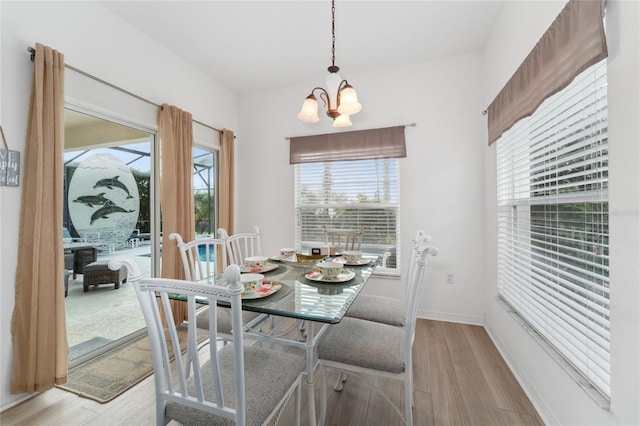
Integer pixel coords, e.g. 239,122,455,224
204,256,379,323
186,255,379,426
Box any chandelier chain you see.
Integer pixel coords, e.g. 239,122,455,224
331,0,336,67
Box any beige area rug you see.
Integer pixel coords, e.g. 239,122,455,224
57,326,205,403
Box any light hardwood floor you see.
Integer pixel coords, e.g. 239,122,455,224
1,319,544,426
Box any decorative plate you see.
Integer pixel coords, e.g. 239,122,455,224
333,256,371,266
304,270,356,283
242,281,282,300
240,262,280,273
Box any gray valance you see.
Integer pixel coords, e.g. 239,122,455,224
487,0,607,145
290,126,406,164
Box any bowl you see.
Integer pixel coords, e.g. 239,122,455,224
240,273,264,293
316,261,343,278
244,256,269,270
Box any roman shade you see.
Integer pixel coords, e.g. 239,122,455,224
487,0,607,145
290,126,406,164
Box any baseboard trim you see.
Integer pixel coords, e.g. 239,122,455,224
1,392,35,412
417,309,484,326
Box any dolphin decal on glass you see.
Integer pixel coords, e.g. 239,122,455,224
72,192,109,208
93,176,133,199
90,201,135,225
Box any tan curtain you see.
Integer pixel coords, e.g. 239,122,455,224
158,104,195,322
218,129,235,235
487,0,607,145
289,126,406,164
11,43,67,393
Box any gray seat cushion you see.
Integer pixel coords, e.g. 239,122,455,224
345,294,405,326
195,306,263,335
317,317,406,373
166,345,305,425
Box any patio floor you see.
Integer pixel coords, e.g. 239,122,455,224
65,243,152,351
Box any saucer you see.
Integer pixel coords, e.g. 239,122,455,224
334,256,371,266
240,262,279,273
304,269,356,283
242,281,282,299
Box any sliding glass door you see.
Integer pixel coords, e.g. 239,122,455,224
63,108,219,365
64,108,155,364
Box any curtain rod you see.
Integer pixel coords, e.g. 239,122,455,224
284,123,417,140
28,46,224,135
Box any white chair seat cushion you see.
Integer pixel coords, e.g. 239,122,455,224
317,317,406,373
345,294,405,326
166,345,305,425
195,306,262,335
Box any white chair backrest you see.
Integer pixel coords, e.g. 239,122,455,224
109,256,249,425
170,233,228,281
404,235,438,350
217,226,262,266
324,225,366,251
403,230,432,293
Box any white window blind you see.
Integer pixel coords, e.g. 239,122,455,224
294,158,400,271
497,59,609,399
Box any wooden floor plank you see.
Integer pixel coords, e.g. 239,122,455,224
412,318,432,394
413,389,436,426
442,321,511,426
0,319,543,426
321,369,375,426
463,324,542,422
423,320,475,426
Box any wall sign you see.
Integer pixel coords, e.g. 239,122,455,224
0,126,20,187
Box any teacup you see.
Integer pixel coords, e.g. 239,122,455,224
342,250,361,263
279,248,296,261
244,256,269,270
240,273,264,293
316,261,343,278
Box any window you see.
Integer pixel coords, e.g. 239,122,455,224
497,60,609,398
193,147,217,235
295,158,400,271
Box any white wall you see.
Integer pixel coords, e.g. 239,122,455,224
237,50,487,326
482,1,640,425
0,1,237,409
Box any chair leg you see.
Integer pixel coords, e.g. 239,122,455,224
405,374,413,426
319,364,327,426
295,377,301,426
297,320,306,341
185,351,193,379
333,370,347,391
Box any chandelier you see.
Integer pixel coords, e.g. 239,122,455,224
297,0,362,127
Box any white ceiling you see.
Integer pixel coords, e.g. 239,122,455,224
101,1,505,95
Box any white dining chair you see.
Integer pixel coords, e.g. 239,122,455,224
324,225,366,252
217,226,262,265
344,230,431,327
316,234,438,426
169,233,268,374
109,257,305,426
